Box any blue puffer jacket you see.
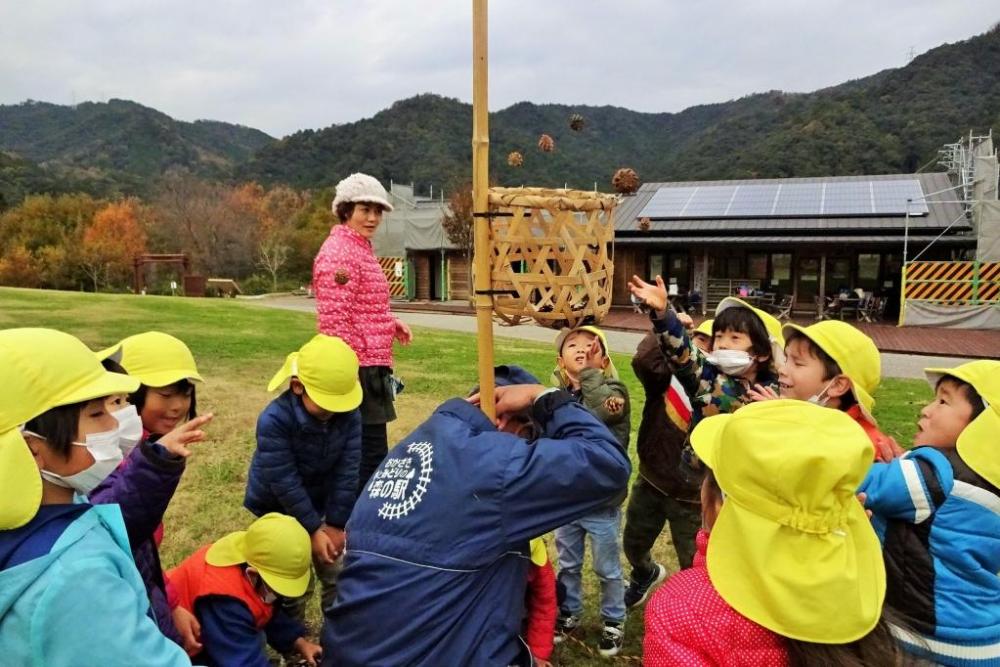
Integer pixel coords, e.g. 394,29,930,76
322,390,631,667
861,447,1000,666
0,503,191,666
244,390,362,532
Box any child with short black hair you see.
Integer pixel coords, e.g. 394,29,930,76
549,325,631,657
861,360,1000,665
244,334,362,625
748,320,902,462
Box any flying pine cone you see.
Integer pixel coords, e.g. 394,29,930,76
569,114,585,132
537,134,555,153
612,167,640,194
507,151,524,167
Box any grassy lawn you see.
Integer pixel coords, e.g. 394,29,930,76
0,287,933,665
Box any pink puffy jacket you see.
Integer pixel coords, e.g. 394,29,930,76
643,530,788,667
313,224,397,368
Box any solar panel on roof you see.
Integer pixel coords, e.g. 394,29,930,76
637,179,928,219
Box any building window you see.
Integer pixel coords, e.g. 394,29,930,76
857,254,881,293
748,253,768,281
771,253,792,296
830,258,851,295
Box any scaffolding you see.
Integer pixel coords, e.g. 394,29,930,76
937,129,995,216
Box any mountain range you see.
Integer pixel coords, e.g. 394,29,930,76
1,24,998,206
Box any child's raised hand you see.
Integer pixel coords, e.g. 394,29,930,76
677,312,695,330
158,414,214,458
585,338,605,370
873,435,904,462
628,275,668,312
747,384,780,402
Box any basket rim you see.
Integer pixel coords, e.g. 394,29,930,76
489,186,618,212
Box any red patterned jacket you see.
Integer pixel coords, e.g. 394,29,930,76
313,224,397,368
643,530,788,667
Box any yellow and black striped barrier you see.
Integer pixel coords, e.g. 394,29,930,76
378,256,408,299
902,261,1000,304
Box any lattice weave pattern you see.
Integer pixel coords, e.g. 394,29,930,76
487,187,617,329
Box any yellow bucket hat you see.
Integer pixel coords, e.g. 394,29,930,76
782,321,881,419
693,318,714,339
0,328,139,530
924,360,1000,489
529,538,548,567
554,325,619,379
97,331,203,387
206,512,311,598
691,400,885,643
267,335,362,413
715,297,786,367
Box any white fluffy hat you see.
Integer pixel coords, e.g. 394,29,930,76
331,173,394,212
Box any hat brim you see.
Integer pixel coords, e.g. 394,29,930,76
707,499,885,643
95,343,122,363
690,413,731,471
924,367,960,391
304,378,363,413
0,430,42,530
957,408,1000,490
206,530,310,599
55,369,140,407
136,370,204,388
339,195,394,212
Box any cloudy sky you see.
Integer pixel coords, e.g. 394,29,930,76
0,1,995,137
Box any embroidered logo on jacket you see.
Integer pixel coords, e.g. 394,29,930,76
368,441,434,520
334,269,350,285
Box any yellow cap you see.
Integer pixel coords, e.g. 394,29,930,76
924,361,1000,488
267,335,362,413
691,400,885,643
783,321,881,419
529,538,548,566
0,328,140,530
715,297,786,367
553,325,619,379
206,513,311,598
98,331,203,388
693,318,714,338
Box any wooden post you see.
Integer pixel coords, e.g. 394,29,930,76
818,253,827,320
472,0,496,419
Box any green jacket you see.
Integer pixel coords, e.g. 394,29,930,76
553,367,631,449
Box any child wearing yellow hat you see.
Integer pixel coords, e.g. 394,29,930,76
93,330,209,647
748,320,902,462
860,360,1000,666
244,334,363,624
167,512,322,666
550,325,631,656
0,328,192,665
644,400,900,666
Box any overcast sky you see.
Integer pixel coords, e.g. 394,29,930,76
0,1,995,138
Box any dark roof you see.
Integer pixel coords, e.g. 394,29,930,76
614,172,967,233
614,234,974,246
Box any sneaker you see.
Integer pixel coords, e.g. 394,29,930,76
553,613,580,644
598,621,625,657
624,562,667,609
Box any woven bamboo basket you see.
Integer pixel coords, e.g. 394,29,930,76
487,186,617,328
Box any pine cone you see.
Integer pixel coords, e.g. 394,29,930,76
569,114,585,132
612,167,640,194
537,134,555,153
507,151,524,167
639,217,651,232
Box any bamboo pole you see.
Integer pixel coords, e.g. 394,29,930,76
472,0,496,419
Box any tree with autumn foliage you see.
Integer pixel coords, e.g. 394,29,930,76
79,199,149,291
441,183,474,301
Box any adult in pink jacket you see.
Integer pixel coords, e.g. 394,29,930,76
313,173,412,491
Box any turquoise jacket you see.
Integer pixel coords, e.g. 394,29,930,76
0,503,192,666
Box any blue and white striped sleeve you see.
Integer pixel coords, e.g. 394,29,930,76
859,448,953,523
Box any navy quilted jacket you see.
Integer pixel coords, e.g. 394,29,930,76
244,390,362,532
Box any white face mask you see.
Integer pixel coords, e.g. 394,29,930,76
24,425,125,496
111,404,143,457
706,349,755,376
807,378,838,408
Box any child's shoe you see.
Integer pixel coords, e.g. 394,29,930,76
624,562,667,609
598,620,625,657
553,613,580,644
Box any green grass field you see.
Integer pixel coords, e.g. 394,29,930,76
0,287,933,665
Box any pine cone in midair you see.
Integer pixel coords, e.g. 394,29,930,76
612,167,640,194
537,134,555,153
569,114,585,132
639,217,651,232
507,151,524,167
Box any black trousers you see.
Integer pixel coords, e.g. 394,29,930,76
358,422,389,493
357,366,395,493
